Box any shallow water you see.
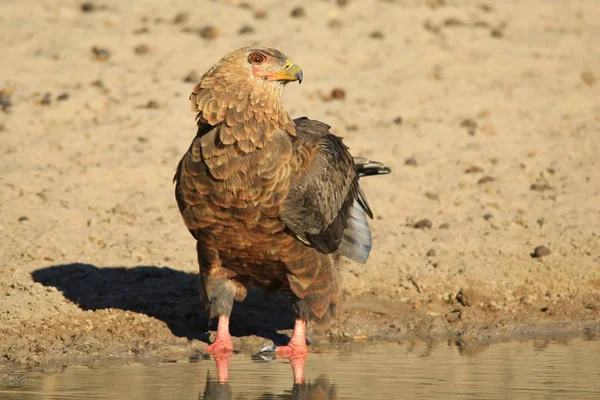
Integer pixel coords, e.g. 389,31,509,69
2,338,599,399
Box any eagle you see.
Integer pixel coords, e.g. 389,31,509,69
174,47,390,358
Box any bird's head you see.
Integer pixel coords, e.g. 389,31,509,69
208,47,303,87
190,47,301,131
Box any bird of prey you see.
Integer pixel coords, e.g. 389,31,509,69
174,47,390,360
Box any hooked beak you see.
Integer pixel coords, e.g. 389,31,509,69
265,58,303,84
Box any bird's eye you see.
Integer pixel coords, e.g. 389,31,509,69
248,52,266,64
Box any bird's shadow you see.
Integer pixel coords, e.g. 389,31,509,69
31,263,295,344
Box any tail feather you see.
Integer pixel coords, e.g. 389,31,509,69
353,157,391,178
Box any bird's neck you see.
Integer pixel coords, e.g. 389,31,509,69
191,82,296,149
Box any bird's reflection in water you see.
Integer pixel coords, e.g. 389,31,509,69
199,353,337,400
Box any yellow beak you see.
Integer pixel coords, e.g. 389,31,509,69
268,59,303,84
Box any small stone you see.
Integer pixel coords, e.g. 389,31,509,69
40,93,52,106
483,213,493,221
330,88,346,100
414,219,432,230
581,71,597,87
426,0,444,8
537,218,544,227
426,249,436,257
337,0,350,6
443,17,464,27
531,245,550,258
199,26,219,40
530,183,553,191
438,223,450,229
465,165,483,174
290,7,305,18
328,18,342,29
18,216,29,222
238,25,255,35
172,12,189,24
490,28,503,38
90,79,105,89
456,290,470,307
478,176,494,184
91,46,110,61
80,2,96,12
145,100,160,109
57,92,69,101
393,116,403,125
134,44,150,55
0,89,13,112
404,156,418,166
412,301,422,309
370,30,384,39
183,71,199,83
254,9,267,19
460,118,477,135
424,191,438,200
540,306,549,312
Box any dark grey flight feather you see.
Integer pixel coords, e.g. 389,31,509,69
280,118,391,264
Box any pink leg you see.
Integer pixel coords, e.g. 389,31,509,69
205,315,234,354
212,351,232,383
276,319,308,384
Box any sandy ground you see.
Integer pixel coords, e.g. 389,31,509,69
1,0,599,373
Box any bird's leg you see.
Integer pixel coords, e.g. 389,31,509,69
205,315,234,354
211,348,233,383
276,318,309,357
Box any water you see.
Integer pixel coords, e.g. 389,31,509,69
2,338,599,399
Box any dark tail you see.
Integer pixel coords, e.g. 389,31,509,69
353,157,391,177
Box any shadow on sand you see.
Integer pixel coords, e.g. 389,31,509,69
31,263,295,343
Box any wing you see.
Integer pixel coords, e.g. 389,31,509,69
280,117,374,263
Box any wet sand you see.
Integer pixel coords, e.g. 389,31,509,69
1,0,599,374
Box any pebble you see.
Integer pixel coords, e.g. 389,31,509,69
531,245,550,258
199,26,219,40
172,12,189,25
438,223,450,229
478,176,494,184
412,301,422,309
460,118,477,135
337,0,350,6
483,213,493,220
91,46,110,61
328,19,342,29
57,92,69,101
404,156,418,166
370,30,385,39
254,9,267,19
465,165,483,173
80,2,96,12
530,183,552,191
393,116,403,125
18,216,29,222
238,25,255,35
0,89,13,112
414,219,432,229
330,88,346,100
456,290,470,307
581,71,597,87
134,44,150,55
145,100,160,109
40,93,52,106
490,28,504,38
290,7,305,18
183,71,199,83
426,249,436,257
